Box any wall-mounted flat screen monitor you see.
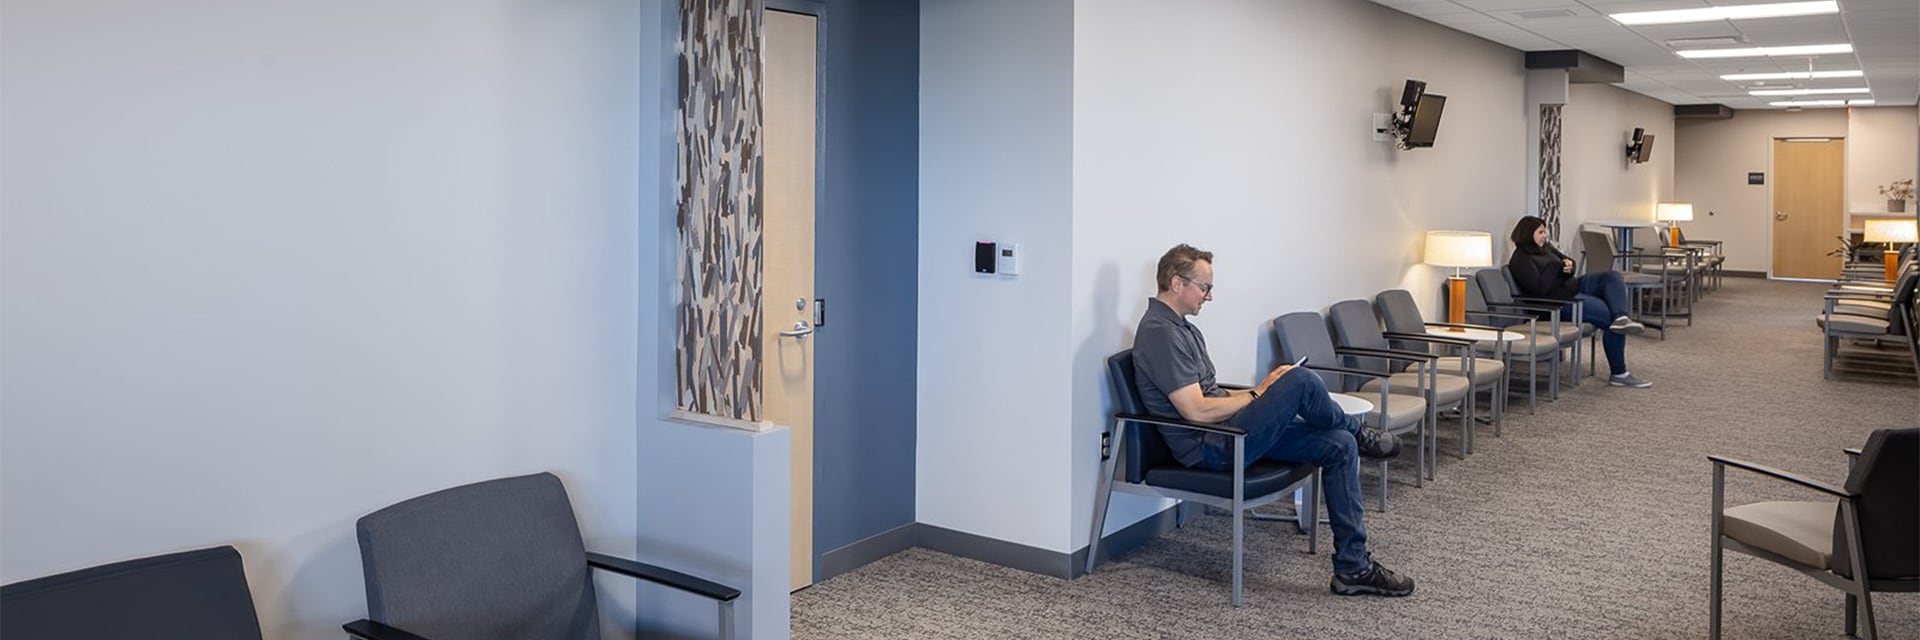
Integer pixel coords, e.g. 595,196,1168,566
1405,94,1446,148
1633,134,1656,163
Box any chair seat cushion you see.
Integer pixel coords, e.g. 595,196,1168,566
1340,391,1425,431
1476,335,1561,357
1143,459,1316,500
1817,314,1890,335
1359,372,1471,405
1723,500,1834,569
1415,357,1505,385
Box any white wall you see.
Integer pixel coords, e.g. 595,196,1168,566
1062,0,1527,552
917,0,1078,551
1845,107,1920,212
1557,83,1675,251
1674,110,1849,272
0,1,654,637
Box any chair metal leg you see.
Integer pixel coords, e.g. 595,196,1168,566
1307,468,1321,554
1084,423,1124,575
1847,594,1859,638
1231,436,1245,607
1710,463,1724,640
719,600,736,640
1377,459,1388,512
1841,501,1877,640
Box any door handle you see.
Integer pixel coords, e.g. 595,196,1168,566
1774,212,1788,221
779,320,814,340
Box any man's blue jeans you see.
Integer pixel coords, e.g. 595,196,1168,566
1194,367,1372,576
1564,270,1632,376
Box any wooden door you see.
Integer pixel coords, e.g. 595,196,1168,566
762,7,818,592
1771,138,1844,279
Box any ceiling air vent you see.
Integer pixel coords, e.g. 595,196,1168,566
1514,8,1577,19
1666,37,1745,48
1675,104,1735,119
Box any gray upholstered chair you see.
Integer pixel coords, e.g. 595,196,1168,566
1710,427,1919,640
1088,349,1320,607
1,546,264,640
345,472,740,640
1326,300,1473,478
1818,269,1919,382
1272,311,1427,510
1477,268,1589,389
1580,229,1673,339
1374,289,1509,440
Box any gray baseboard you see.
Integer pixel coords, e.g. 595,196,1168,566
816,507,1182,582
1724,269,1766,278
818,521,917,582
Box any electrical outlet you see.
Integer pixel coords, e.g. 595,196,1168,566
1100,431,1112,461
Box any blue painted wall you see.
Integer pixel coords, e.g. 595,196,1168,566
810,0,920,574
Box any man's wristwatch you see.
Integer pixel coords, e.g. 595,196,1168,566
1248,388,1260,399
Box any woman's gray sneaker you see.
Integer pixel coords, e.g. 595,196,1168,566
1608,316,1647,335
1608,373,1652,388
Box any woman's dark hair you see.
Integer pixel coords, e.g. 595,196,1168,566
1510,216,1547,250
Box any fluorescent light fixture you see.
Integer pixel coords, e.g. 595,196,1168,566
1613,1,1837,25
1748,87,1872,96
1722,70,1864,81
1769,99,1876,107
1678,43,1853,59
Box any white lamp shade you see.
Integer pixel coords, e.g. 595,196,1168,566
1424,230,1493,268
1654,202,1694,221
1863,218,1918,243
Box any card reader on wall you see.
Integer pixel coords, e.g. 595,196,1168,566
975,241,997,274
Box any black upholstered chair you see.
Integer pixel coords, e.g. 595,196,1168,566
1086,349,1320,607
1272,311,1424,510
1710,427,1919,640
0,545,264,640
345,472,740,640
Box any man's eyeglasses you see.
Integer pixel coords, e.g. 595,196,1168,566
1176,274,1214,295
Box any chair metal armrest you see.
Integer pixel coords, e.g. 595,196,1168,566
1826,291,1895,300
1510,296,1575,308
1303,364,1391,382
1334,345,1438,363
1113,412,1247,437
1421,320,1508,333
1381,331,1475,347
1843,447,1862,458
1709,455,1853,499
1218,383,1252,391
588,552,742,603
344,620,436,640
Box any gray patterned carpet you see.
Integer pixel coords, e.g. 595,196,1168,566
793,278,1919,639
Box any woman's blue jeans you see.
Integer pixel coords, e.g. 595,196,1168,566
1564,270,1631,375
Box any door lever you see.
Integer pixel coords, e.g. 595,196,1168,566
779,320,815,340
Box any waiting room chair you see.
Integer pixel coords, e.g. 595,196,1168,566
1272,311,1427,510
1374,289,1510,439
1818,268,1919,382
1470,270,1581,405
1,545,264,640
1496,266,1598,384
1673,227,1726,292
1630,229,1704,322
1710,427,1919,640
1088,349,1321,607
345,472,740,640
1580,229,1674,339
1327,300,1473,468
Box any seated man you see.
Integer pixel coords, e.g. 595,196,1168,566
1132,243,1414,597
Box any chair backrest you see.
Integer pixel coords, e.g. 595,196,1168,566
1327,299,1401,375
1475,268,1517,305
1884,269,1920,335
1580,230,1615,275
1107,349,1174,483
1373,289,1430,355
1271,311,1348,391
1834,427,1919,581
0,546,263,640
358,472,599,640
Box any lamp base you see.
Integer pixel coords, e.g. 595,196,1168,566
1668,225,1681,248
1887,249,1900,283
1446,276,1467,331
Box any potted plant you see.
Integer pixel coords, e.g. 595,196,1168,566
1880,178,1915,213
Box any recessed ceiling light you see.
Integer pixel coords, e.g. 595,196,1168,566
1749,87,1872,96
1613,1,1838,26
1677,44,1853,59
1723,70,1865,81
1769,99,1876,107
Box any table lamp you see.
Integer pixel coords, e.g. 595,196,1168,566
1863,218,1917,282
1424,230,1493,331
1655,202,1693,247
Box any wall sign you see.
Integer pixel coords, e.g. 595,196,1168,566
1748,172,1765,185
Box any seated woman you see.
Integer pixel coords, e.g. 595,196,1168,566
1507,216,1652,388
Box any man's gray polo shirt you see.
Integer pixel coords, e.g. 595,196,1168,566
1132,297,1229,468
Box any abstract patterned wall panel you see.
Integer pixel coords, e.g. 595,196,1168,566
1538,104,1563,243
677,0,764,421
